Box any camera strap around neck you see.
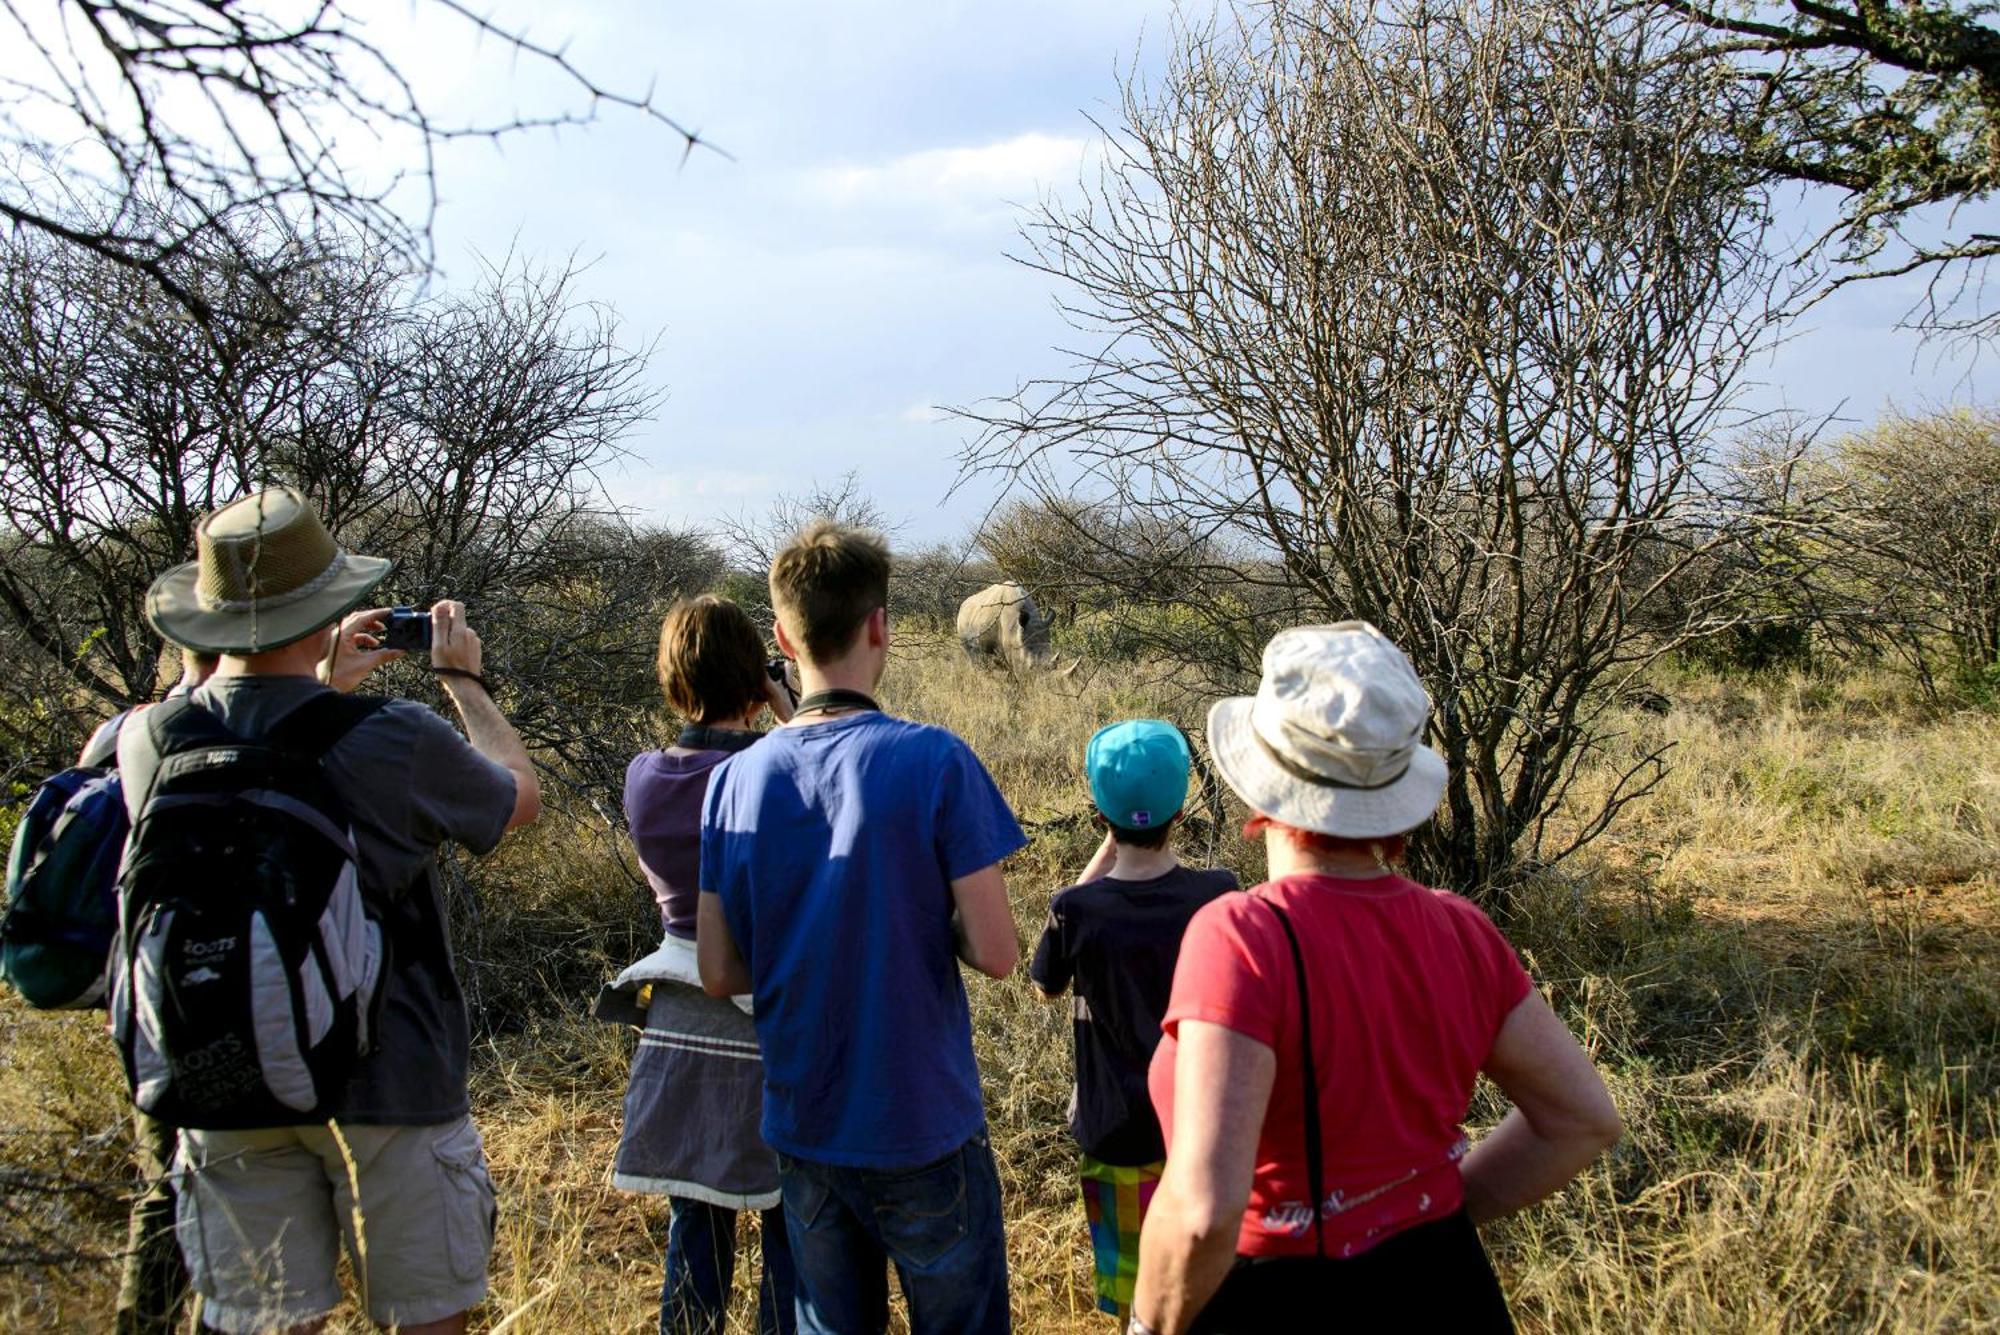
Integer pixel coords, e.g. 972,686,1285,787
676,724,764,754
793,688,879,717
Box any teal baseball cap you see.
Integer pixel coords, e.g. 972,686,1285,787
1086,719,1192,832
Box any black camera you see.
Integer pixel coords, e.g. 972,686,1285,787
382,606,432,653
767,656,798,706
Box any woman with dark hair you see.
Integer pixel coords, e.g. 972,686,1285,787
604,595,797,1335
1130,623,1622,1334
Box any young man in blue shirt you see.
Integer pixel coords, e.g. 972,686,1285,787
697,520,1025,1335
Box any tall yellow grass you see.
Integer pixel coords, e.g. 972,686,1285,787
1,649,1994,1331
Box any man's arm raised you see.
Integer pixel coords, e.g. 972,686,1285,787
431,600,540,831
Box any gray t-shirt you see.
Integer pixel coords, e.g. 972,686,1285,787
118,674,517,1124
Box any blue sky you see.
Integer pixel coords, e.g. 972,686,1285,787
401,0,1990,544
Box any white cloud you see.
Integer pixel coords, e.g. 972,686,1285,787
637,470,782,504
800,131,1094,219
899,399,948,424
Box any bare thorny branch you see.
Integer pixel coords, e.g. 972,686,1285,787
0,0,719,329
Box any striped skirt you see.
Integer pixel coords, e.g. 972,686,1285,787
612,980,780,1209
1079,1152,1164,1316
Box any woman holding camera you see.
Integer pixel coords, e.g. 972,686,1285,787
1130,624,1622,1334
608,595,797,1335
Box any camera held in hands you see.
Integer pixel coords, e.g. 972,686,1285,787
383,606,433,654
767,656,798,707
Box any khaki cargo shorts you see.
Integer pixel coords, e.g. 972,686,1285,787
174,1115,496,1333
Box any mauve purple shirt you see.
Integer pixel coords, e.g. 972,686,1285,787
626,744,741,940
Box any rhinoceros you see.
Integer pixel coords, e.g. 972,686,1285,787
957,581,1056,670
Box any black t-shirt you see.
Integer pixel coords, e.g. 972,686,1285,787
1029,864,1239,1164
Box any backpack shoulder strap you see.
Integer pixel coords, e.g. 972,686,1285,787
1256,894,1328,1260
115,696,226,818
264,692,389,763
135,695,240,762
145,694,231,747
76,710,129,770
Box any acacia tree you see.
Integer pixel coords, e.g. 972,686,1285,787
1822,407,2000,684
713,471,897,576
1660,409,2000,693
964,0,1783,892
707,471,905,631
1,0,710,326
977,496,1291,670
0,215,671,779
1667,0,2000,336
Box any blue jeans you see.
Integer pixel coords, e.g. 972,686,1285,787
777,1133,1010,1334
663,1197,797,1335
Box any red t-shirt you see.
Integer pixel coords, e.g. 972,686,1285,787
1149,874,1533,1259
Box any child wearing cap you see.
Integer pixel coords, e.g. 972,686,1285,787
1029,720,1239,1321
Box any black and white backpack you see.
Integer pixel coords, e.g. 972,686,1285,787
109,692,389,1129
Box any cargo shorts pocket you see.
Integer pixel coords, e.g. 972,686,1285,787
171,1157,219,1297
431,1120,497,1285
871,1145,969,1269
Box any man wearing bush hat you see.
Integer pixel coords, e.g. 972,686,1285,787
119,485,541,1335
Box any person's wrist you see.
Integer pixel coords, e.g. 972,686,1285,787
433,665,491,699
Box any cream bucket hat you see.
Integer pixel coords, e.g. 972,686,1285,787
145,487,392,654
1206,622,1446,838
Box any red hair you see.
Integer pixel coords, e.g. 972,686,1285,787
1244,815,1408,863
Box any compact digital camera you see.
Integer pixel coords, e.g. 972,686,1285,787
382,606,433,653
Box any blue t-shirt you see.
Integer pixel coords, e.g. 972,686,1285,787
700,711,1028,1168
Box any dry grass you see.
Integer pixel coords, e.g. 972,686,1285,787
1,650,1996,1331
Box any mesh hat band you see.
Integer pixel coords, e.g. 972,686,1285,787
194,550,350,613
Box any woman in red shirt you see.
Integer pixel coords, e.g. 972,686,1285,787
1131,623,1622,1334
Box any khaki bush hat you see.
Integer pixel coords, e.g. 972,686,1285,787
145,487,392,654
1206,622,1447,838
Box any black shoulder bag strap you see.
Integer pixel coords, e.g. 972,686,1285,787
1259,896,1328,1260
